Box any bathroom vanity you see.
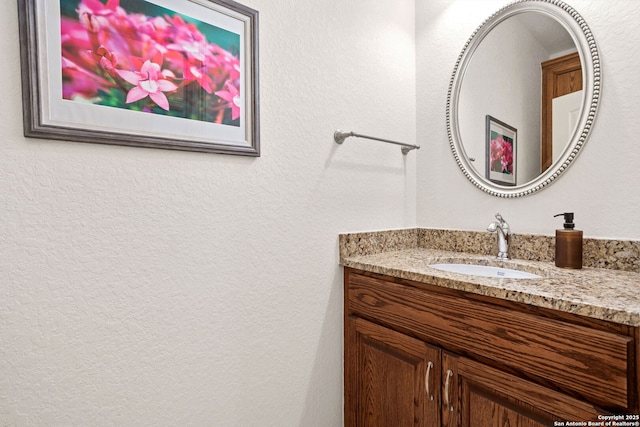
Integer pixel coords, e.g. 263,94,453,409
341,229,640,426
338,0,634,422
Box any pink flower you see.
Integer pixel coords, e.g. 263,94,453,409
164,15,210,62
77,0,120,33
61,56,113,99
61,1,242,124
209,44,241,81
116,58,178,111
490,136,513,174
184,64,214,94
501,142,513,173
215,81,241,120
167,37,208,63
91,46,117,74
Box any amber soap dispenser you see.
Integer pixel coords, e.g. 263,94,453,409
554,212,583,269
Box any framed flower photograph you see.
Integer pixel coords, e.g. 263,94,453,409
17,0,259,156
485,115,517,186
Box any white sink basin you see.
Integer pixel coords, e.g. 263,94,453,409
429,263,542,279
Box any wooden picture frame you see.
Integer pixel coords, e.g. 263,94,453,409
17,0,260,156
485,115,517,186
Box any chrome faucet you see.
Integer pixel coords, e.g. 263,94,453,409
487,213,510,260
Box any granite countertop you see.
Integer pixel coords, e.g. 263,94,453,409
340,230,640,327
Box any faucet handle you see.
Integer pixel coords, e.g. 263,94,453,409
495,212,510,228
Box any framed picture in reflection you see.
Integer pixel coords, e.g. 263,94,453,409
485,115,517,186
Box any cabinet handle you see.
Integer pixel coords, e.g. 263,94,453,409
444,369,454,412
425,361,434,401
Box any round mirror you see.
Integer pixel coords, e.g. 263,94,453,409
446,0,601,198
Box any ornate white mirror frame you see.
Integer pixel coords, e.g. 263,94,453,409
446,0,601,198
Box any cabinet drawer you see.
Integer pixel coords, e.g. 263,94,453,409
347,271,634,410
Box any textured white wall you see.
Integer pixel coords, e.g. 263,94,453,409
0,1,415,425
417,0,640,239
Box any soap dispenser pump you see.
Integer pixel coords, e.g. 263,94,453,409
554,212,583,269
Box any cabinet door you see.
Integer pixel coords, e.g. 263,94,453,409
346,317,441,427
442,352,604,427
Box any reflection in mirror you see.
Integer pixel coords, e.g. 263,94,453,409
447,0,601,198
459,12,579,184
542,51,583,173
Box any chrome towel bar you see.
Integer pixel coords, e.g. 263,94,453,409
333,130,420,155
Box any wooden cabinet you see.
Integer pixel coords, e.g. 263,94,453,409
443,353,606,426
347,317,440,427
344,267,639,426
